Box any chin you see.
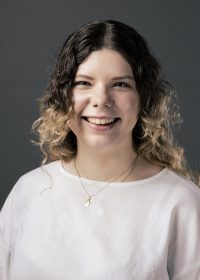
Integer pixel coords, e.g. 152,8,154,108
82,137,117,150
88,140,114,148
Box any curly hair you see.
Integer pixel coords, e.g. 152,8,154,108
32,19,199,186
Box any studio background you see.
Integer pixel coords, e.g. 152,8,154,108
0,0,199,208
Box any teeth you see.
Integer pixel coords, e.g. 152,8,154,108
86,117,115,125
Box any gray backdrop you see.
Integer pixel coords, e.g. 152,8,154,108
0,0,199,208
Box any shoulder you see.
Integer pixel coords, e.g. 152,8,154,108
165,171,200,277
1,160,61,220
11,160,61,197
160,168,200,213
21,160,59,180
137,157,200,203
164,168,200,194
138,164,200,213
20,160,60,180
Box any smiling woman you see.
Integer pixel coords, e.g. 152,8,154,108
68,48,140,155
0,19,200,280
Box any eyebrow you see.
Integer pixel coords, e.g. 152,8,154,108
75,74,135,81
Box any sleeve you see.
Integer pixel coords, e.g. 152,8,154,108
167,183,200,280
0,178,21,280
172,260,200,280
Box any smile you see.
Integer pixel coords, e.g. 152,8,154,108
81,116,120,129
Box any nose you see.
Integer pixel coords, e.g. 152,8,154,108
90,84,114,108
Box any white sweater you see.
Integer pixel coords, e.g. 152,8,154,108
0,160,200,280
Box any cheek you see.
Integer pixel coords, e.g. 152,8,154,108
72,92,90,113
69,93,90,131
119,93,139,114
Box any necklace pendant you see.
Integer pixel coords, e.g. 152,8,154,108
84,197,91,207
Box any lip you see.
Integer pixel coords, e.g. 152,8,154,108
81,117,120,131
81,115,118,119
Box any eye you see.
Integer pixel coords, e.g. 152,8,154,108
73,81,91,87
114,82,130,88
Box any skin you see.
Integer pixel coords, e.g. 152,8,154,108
63,48,163,181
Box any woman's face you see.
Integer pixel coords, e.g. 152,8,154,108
69,48,140,151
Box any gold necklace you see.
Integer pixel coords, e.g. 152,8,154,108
74,155,138,207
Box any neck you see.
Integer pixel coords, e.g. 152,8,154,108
74,143,138,181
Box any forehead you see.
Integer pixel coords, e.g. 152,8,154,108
76,48,133,77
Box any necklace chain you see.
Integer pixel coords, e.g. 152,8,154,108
73,155,138,207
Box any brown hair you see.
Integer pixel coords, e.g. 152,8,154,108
32,19,199,186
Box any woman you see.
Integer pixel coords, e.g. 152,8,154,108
0,19,200,280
